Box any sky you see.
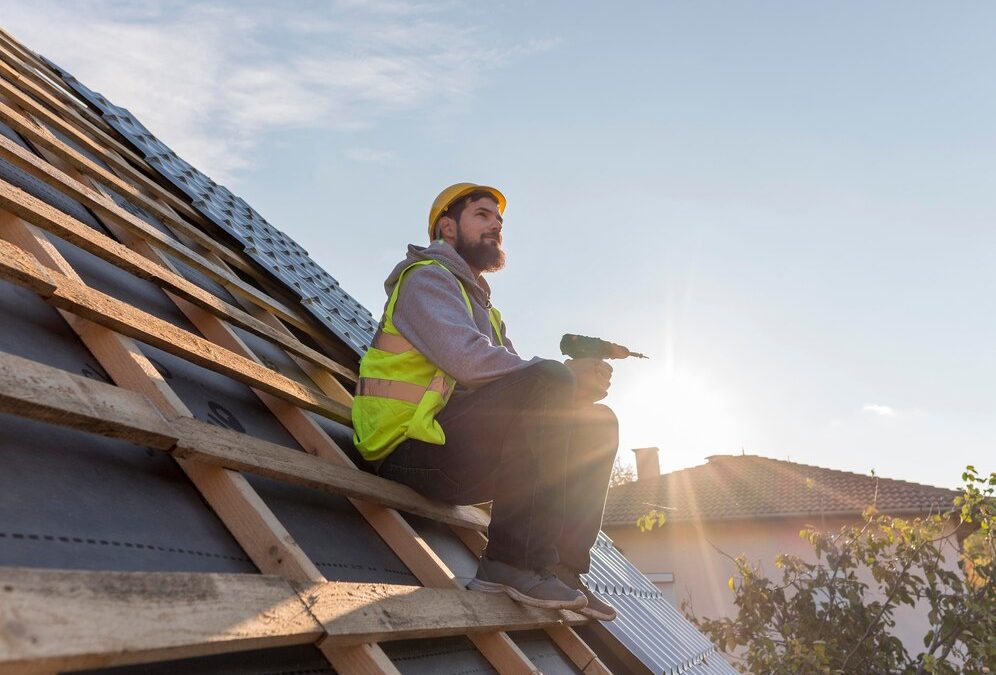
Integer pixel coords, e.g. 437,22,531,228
4,0,994,488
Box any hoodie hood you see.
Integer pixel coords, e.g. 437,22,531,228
384,240,493,308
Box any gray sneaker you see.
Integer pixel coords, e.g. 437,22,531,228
551,564,618,621
467,557,587,611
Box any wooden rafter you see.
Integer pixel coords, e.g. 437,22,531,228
0,145,356,380
0,347,488,531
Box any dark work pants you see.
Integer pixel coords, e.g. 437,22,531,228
378,361,618,572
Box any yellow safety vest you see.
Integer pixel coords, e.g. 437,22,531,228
352,259,504,461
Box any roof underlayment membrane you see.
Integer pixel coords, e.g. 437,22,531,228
0,48,737,674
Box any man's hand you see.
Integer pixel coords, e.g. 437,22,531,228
565,358,612,404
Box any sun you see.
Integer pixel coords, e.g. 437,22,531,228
609,360,747,474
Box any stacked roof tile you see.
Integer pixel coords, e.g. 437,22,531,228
604,454,958,527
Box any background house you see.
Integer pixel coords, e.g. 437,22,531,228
603,451,962,653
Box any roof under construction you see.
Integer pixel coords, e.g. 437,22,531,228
0,25,736,675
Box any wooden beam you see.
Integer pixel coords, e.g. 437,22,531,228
0,348,487,531
0,348,175,449
170,417,489,532
0,165,355,381
0,238,351,423
0,212,326,585
0,46,105,138
0,91,265,284
0,28,116,134
0,567,324,674
0,28,142,158
0,62,226,235
0,134,395,670
0,123,318,336
321,643,402,675
302,581,584,647
48,274,349,421
0,566,584,675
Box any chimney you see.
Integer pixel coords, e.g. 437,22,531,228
632,447,660,480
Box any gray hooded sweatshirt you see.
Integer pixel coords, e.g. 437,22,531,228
383,240,542,396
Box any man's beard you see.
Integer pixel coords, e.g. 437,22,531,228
456,228,506,273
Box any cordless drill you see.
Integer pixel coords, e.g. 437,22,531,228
560,334,649,360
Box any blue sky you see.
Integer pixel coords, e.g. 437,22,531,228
6,1,994,487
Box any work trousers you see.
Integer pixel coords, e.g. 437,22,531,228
378,360,618,572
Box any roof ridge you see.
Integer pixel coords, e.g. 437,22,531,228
668,454,958,493
606,453,959,526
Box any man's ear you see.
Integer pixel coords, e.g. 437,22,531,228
436,215,457,243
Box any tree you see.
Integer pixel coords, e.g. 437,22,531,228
609,456,636,487
684,467,995,674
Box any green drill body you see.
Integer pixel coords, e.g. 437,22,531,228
559,334,648,360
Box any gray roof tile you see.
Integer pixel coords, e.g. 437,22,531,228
42,56,378,356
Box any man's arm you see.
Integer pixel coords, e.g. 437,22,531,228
392,266,541,389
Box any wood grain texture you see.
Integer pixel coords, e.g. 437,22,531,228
171,416,489,532
0,39,95,124
0,165,354,380
545,625,613,675
0,567,323,674
0,341,481,533
0,250,352,423
0,58,224,236
0,213,325,585
299,581,583,646
0,349,176,449
319,642,402,675
0,125,314,335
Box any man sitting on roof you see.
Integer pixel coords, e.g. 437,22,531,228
352,183,618,621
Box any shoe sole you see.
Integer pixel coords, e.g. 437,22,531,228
579,605,617,621
468,578,588,611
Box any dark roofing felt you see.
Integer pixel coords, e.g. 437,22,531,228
604,454,959,527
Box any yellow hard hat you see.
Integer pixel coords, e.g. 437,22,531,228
428,182,506,241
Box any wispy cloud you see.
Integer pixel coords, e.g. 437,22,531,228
863,404,896,417
1,0,556,182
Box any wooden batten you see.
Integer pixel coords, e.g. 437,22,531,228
0,157,355,380
0,348,488,531
0,213,328,586
0,119,325,341
0,568,324,674
0,566,588,674
0,237,351,423
304,581,585,646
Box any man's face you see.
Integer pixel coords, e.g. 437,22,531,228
454,196,505,273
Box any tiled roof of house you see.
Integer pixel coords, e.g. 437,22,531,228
604,454,959,527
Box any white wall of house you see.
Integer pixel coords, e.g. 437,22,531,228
606,516,964,655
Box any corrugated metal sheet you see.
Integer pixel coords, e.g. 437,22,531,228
584,533,738,675
40,56,378,357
